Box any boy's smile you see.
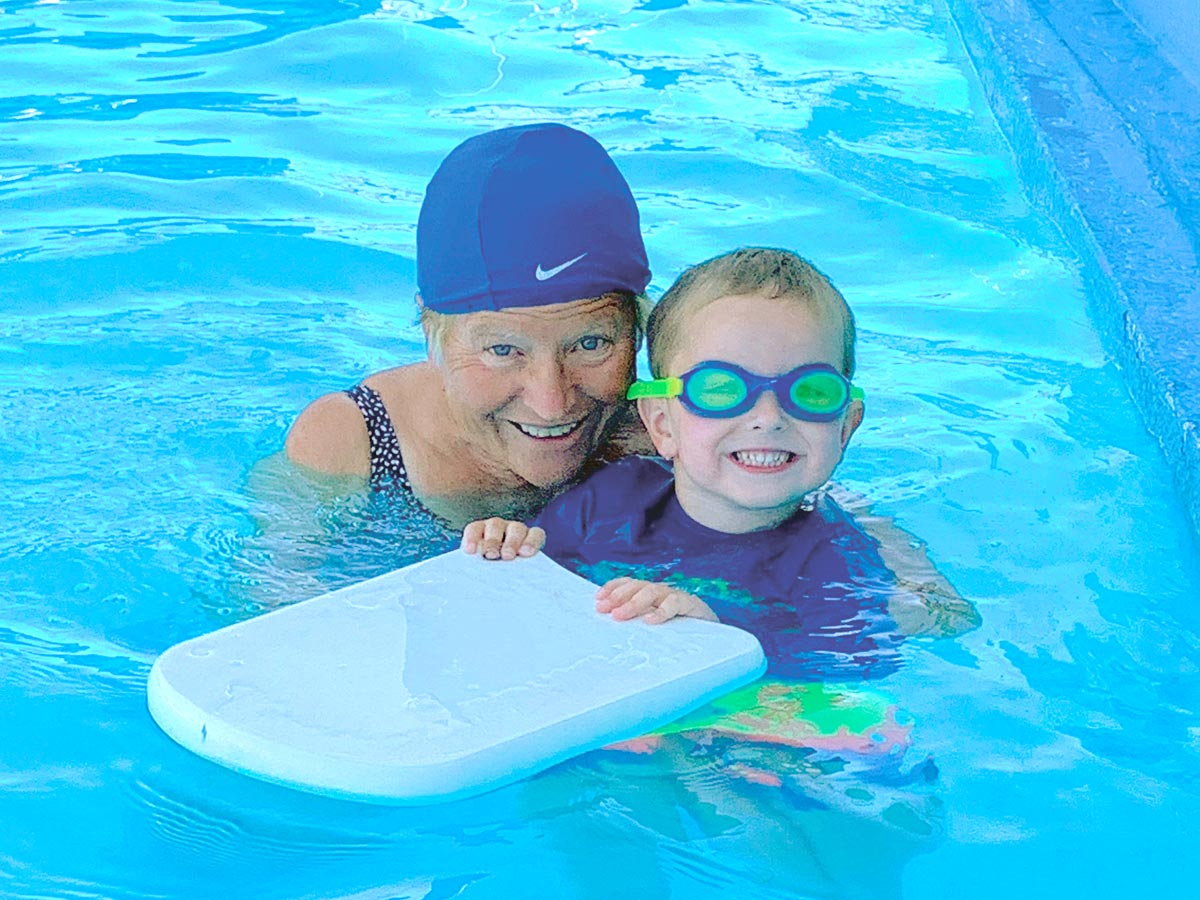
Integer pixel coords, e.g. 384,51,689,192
729,449,796,471
638,293,862,534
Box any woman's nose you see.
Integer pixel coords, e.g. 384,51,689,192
522,356,572,420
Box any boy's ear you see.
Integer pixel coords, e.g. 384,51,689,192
840,398,864,450
637,397,680,461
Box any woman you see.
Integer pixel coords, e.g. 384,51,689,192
286,123,654,528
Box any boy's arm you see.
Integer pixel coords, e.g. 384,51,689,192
885,579,980,637
826,483,981,638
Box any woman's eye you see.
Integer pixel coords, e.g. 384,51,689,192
576,335,610,352
487,344,516,357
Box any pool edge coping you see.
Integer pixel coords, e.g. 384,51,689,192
946,0,1200,539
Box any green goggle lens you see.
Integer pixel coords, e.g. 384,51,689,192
687,368,748,411
790,370,848,413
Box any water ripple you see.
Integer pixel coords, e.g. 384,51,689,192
0,92,315,124
0,0,384,59
0,623,152,697
130,778,395,866
2,152,290,182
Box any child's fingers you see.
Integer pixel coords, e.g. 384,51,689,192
596,580,718,624
595,577,643,612
479,517,510,559
498,522,533,560
642,591,719,624
519,526,546,557
609,583,669,621
472,517,516,560
594,577,626,611
640,591,684,624
499,523,544,559
595,576,632,597
462,520,542,560
639,588,694,624
460,520,486,554
640,605,673,625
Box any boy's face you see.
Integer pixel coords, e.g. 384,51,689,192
638,293,862,533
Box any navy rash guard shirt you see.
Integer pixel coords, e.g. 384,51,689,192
533,456,903,681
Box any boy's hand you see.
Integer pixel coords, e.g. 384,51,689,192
461,518,545,561
888,580,982,637
595,577,718,625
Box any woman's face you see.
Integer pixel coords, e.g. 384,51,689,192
437,295,638,490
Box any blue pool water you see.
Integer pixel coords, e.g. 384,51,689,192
3,1,1198,897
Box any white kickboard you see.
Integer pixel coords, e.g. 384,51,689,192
147,551,765,805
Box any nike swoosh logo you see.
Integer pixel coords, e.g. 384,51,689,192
535,252,588,281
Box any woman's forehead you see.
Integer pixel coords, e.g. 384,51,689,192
455,295,629,337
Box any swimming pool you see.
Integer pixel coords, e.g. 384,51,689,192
3,1,1198,897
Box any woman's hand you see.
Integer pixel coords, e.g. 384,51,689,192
595,577,718,625
460,517,546,560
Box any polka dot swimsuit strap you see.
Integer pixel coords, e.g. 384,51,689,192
345,383,412,491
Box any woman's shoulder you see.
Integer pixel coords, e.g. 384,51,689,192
284,388,371,477
364,362,437,393
284,363,432,477
365,364,447,435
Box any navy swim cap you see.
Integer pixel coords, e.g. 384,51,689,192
417,123,651,313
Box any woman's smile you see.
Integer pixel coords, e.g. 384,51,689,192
509,417,587,440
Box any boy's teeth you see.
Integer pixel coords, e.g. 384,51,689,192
516,420,580,438
734,450,792,467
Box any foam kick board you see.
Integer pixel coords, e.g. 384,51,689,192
147,551,766,804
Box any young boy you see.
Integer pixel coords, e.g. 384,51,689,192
463,247,902,679
463,249,947,858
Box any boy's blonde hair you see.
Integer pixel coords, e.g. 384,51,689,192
647,247,857,378
420,291,652,363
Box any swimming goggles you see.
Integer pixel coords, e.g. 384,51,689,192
627,361,864,422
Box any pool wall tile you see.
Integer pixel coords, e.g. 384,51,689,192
947,0,1200,537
